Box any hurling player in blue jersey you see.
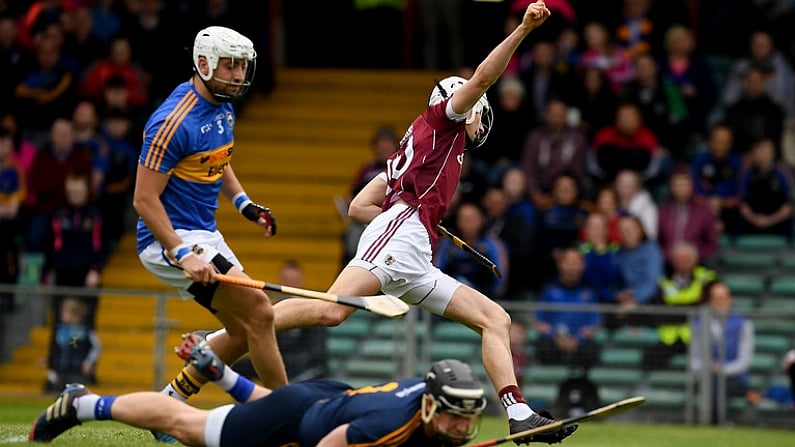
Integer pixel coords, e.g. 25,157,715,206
132,25,287,417
32,340,504,447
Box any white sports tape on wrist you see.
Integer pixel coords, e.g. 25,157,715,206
232,192,253,214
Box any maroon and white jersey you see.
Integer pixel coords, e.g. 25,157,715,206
382,98,467,249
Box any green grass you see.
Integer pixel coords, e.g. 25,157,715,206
1,400,793,446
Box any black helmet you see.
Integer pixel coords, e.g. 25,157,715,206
425,359,487,416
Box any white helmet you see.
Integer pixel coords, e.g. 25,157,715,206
428,76,493,150
193,26,257,102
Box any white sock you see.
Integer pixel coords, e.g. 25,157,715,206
160,384,188,402
215,365,239,390
74,394,100,421
506,402,534,420
206,329,225,341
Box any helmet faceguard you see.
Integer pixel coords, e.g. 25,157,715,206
428,76,493,150
193,26,257,103
422,359,487,445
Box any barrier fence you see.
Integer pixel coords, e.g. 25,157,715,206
0,284,792,428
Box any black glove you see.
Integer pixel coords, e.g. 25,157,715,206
242,203,277,236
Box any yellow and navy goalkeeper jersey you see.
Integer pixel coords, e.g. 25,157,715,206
219,378,450,446
136,81,236,253
299,378,427,446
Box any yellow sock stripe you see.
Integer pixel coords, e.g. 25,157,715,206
172,368,203,398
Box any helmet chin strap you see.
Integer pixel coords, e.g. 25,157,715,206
196,74,243,103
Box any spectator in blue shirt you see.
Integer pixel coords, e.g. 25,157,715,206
613,215,663,327
532,247,602,370
691,124,742,234
579,212,622,305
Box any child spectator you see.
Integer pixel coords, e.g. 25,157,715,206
43,295,100,392
738,137,793,238
50,171,103,326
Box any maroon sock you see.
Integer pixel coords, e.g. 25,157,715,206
499,385,527,408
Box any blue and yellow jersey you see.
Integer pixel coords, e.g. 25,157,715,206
299,378,427,446
136,81,237,252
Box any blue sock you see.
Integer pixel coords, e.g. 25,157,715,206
95,396,117,420
227,376,255,403
216,366,255,403
75,395,116,421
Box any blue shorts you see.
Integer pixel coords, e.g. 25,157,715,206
218,380,352,447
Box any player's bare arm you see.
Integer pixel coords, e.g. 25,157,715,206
348,175,388,224
132,166,216,284
316,424,350,447
450,0,550,115
221,165,277,237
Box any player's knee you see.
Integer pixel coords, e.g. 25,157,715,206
241,300,275,329
484,303,512,333
315,304,354,327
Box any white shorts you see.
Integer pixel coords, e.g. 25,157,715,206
348,204,462,315
138,229,242,299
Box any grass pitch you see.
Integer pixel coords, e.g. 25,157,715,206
1,399,792,446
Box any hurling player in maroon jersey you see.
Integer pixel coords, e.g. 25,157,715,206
270,2,574,444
